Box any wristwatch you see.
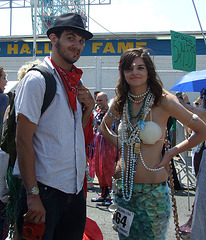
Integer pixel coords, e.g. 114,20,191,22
26,186,39,195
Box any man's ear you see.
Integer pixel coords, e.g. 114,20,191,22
49,33,57,45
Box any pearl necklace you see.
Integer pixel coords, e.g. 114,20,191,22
139,151,164,172
121,91,163,202
128,94,146,104
128,86,150,98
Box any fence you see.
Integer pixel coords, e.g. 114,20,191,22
2,55,200,102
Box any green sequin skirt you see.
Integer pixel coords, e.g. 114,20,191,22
114,181,171,240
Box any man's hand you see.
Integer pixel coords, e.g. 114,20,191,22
24,195,46,224
78,86,95,127
78,85,95,111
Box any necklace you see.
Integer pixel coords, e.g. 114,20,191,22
128,86,150,98
128,94,146,104
121,90,163,202
127,97,146,119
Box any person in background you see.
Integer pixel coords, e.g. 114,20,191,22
191,88,206,239
2,60,42,240
100,48,206,239
93,90,100,118
14,13,94,240
193,96,201,107
91,92,118,206
0,66,9,240
177,89,206,239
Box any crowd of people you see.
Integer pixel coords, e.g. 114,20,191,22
0,12,206,240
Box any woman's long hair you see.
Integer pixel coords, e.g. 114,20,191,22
0,66,4,93
114,48,163,115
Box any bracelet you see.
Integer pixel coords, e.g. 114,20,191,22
107,109,121,121
186,114,199,126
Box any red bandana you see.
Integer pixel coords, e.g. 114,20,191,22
50,58,83,111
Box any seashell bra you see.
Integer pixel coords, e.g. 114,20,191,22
118,110,163,145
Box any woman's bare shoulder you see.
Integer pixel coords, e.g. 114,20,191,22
160,89,178,107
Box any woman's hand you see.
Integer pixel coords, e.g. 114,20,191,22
154,149,173,173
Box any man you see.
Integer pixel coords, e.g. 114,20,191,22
14,13,94,239
91,92,118,205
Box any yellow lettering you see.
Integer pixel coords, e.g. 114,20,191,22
136,42,147,48
44,43,51,54
7,44,18,54
20,44,31,54
103,42,115,53
36,43,42,54
118,42,134,53
92,42,103,53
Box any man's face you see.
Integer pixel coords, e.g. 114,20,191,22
56,30,85,64
96,95,108,110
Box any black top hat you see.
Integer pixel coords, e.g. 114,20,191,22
47,13,93,40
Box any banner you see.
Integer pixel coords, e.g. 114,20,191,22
171,30,196,72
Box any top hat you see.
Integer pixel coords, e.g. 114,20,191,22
47,13,93,40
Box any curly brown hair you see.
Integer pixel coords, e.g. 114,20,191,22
114,48,163,115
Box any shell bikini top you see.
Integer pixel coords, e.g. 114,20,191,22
118,110,164,145
139,110,163,145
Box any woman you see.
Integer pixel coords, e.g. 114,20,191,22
0,66,9,240
100,48,206,239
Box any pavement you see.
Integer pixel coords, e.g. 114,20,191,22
86,157,196,240
6,157,195,240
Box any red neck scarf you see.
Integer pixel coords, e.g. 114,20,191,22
50,58,83,111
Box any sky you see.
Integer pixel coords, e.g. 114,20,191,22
0,0,205,36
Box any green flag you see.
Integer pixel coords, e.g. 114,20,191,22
170,30,196,72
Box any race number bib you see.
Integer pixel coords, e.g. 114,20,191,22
112,205,134,237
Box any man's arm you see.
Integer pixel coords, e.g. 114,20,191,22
16,113,46,224
77,86,95,128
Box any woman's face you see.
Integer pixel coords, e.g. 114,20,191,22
123,57,148,90
0,70,7,92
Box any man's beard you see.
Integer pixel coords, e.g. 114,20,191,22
56,40,79,64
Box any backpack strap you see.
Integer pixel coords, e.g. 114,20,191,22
28,65,57,115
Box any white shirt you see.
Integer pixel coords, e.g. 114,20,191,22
13,57,86,194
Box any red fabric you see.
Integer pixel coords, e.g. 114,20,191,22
84,114,94,147
83,114,94,198
50,58,82,111
88,136,96,178
83,217,103,240
83,172,87,199
91,132,117,188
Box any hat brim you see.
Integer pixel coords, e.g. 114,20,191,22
47,26,93,40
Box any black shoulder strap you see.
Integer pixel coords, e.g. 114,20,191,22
28,65,57,115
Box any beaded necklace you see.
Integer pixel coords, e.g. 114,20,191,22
128,93,146,104
128,86,150,98
121,90,164,202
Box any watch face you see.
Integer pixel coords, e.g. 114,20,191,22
32,186,39,195
26,186,39,195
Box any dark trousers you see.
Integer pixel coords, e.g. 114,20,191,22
0,200,8,240
16,183,86,240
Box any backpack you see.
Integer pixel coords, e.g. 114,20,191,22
0,65,57,167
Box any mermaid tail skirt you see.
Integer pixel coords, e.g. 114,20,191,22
114,182,171,240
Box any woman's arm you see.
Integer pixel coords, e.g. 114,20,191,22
155,93,206,169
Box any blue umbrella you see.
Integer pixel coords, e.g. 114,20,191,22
170,69,206,92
